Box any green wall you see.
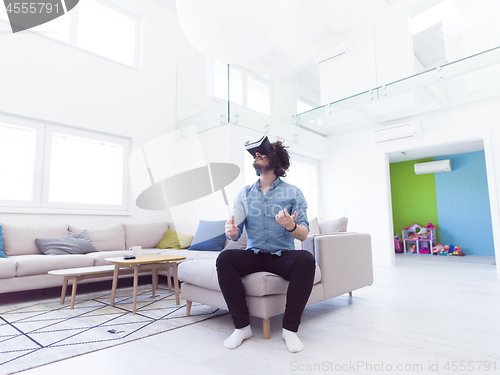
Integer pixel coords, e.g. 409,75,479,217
390,158,440,243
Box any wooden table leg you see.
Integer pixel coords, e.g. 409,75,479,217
166,266,172,292
172,262,180,305
152,267,158,298
132,265,139,314
263,318,270,340
61,276,68,305
110,265,120,307
70,276,78,309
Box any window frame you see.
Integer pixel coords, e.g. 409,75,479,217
0,113,131,215
0,120,44,208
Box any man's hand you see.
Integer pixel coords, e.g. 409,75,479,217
275,209,298,232
225,215,239,240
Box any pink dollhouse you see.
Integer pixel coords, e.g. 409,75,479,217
402,223,437,255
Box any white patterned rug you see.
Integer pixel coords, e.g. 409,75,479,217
0,285,227,374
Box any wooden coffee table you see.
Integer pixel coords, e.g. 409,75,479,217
49,265,118,309
106,254,186,314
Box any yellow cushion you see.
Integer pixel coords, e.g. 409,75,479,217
155,228,194,249
177,232,194,249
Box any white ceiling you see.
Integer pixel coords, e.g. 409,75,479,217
154,0,428,70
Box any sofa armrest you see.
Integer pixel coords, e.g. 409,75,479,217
313,233,373,299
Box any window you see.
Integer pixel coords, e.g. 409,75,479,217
46,131,124,207
283,156,319,220
0,117,130,214
0,0,141,69
0,123,37,203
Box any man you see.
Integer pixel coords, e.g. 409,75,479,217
216,135,315,353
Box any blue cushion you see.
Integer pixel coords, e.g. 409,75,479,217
188,220,226,251
0,225,5,258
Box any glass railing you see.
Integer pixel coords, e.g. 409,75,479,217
177,0,500,135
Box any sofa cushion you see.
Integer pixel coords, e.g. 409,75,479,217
69,223,125,251
0,258,16,279
0,225,5,258
12,254,94,277
178,258,321,296
319,217,348,234
223,228,247,250
124,222,169,249
188,220,226,251
156,228,194,249
35,230,101,255
1,224,69,256
309,217,320,235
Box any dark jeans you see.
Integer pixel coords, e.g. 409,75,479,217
216,249,316,332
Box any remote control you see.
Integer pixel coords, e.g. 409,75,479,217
123,255,136,260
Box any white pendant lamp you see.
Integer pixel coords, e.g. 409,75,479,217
176,0,287,65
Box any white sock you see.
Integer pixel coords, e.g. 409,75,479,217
224,325,252,349
282,328,304,353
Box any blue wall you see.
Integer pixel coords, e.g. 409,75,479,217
434,151,494,255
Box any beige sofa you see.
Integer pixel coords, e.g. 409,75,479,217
178,224,373,339
0,221,221,295
0,218,373,340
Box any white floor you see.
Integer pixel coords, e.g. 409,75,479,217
17,255,500,375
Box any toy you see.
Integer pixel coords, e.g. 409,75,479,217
419,227,429,239
432,244,450,255
402,223,437,254
451,246,463,256
420,247,430,254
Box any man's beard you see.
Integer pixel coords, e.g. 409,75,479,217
253,160,272,176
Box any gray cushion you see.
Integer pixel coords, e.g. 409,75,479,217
69,223,125,251
223,228,248,250
35,230,101,255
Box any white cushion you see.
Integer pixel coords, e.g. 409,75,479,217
319,217,348,234
1,224,69,256
309,217,320,235
69,223,125,251
12,254,94,277
124,222,169,249
0,258,17,279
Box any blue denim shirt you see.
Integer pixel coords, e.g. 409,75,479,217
232,178,309,255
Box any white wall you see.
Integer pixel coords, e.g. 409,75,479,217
0,0,197,227
319,97,500,268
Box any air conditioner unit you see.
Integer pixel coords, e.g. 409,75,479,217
373,122,422,143
414,159,452,175
314,40,353,64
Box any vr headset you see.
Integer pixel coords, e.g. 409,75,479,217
244,135,273,158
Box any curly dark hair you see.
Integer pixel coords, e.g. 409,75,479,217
267,139,290,178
